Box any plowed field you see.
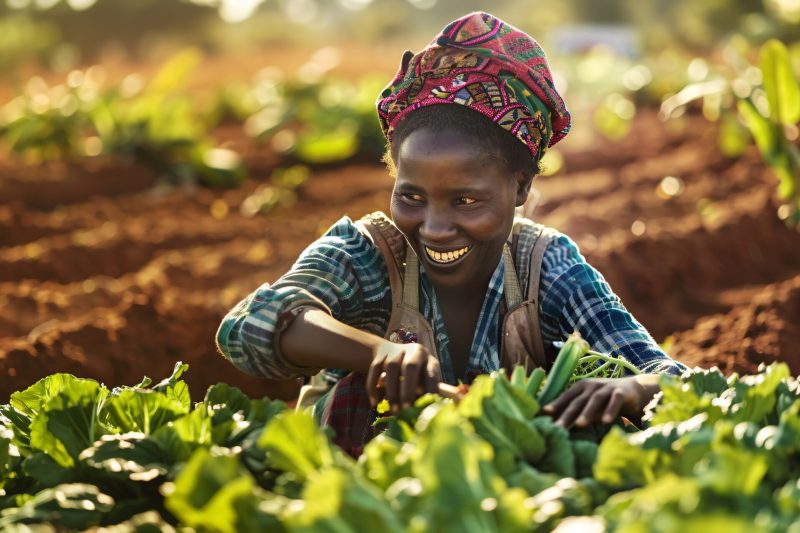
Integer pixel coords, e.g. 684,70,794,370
2,109,799,401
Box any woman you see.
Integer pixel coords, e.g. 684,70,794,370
216,12,685,454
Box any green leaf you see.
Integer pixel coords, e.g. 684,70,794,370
645,374,723,425
505,463,560,496
144,402,214,466
760,39,800,126
98,510,177,532
3,374,91,451
151,362,191,412
683,367,730,396
359,435,410,492
22,452,75,487
492,373,540,420
594,427,661,488
738,98,780,163
258,411,334,479
286,467,404,533
164,449,257,533
103,389,189,435
531,417,575,477
571,439,598,479
718,112,749,158
193,147,246,188
696,445,768,496
729,363,790,423
458,377,545,466
28,380,110,468
80,433,171,483
294,123,359,164
0,427,15,485
145,48,202,96
406,406,499,532
203,383,250,423
0,483,114,530
161,407,212,450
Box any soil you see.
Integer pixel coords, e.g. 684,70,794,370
1,108,799,402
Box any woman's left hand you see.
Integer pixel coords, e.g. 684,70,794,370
541,374,660,428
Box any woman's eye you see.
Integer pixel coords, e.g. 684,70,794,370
456,196,476,205
402,193,424,202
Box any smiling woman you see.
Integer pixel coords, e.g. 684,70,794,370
215,11,687,456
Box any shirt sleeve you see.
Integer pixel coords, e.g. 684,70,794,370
215,216,392,380
538,232,688,376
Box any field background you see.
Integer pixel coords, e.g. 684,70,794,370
1,0,799,401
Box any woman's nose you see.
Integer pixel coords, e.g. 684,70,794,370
419,209,457,242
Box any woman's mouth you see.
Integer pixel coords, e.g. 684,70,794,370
423,245,473,265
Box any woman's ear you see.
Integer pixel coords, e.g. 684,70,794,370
515,172,534,206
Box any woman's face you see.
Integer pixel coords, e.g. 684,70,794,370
390,126,529,292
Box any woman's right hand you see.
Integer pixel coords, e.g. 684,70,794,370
366,342,442,414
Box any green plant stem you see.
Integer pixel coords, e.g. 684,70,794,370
578,352,641,376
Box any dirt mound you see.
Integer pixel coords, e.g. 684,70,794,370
670,274,800,375
1,109,798,401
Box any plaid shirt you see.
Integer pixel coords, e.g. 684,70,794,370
216,216,686,385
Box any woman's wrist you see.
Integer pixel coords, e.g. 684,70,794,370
625,373,661,420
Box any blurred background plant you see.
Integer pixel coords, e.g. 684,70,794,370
660,38,800,225
0,0,798,217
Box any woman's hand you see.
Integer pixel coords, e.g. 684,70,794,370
541,374,660,428
366,342,442,414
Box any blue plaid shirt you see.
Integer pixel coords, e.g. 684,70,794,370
216,215,686,384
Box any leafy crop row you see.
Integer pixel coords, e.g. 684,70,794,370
1,337,799,532
0,47,387,191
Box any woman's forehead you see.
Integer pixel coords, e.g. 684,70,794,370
396,127,497,167
395,131,508,190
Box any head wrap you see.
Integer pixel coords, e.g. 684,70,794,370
377,12,571,161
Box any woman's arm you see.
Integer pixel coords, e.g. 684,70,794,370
279,307,385,372
538,233,687,376
280,307,441,412
216,216,392,380
536,234,684,426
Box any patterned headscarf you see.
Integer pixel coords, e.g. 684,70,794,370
377,12,571,161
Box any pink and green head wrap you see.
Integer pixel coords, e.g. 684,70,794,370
377,12,571,161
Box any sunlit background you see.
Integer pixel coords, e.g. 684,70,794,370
2,0,800,183
1,0,800,400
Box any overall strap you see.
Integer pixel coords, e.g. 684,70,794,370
503,245,523,309
355,212,407,307
403,248,420,309
500,221,554,370
356,212,437,355
527,225,555,365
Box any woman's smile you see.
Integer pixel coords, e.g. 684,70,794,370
422,244,473,266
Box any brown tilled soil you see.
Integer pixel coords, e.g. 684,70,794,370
1,110,799,402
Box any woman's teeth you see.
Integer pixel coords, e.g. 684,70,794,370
424,245,471,264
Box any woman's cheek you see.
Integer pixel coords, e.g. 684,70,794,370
390,200,418,235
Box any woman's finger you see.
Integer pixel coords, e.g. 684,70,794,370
555,388,594,427
425,358,441,394
601,388,628,424
383,352,403,413
542,380,591,415
400,349,424,408
573,387,613,427
365,353,387,407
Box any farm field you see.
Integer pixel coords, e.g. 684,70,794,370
1,105,799,402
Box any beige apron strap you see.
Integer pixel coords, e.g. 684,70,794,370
403,247,420,310
502,244,523,309
527,227,553,366
356,219,404,310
